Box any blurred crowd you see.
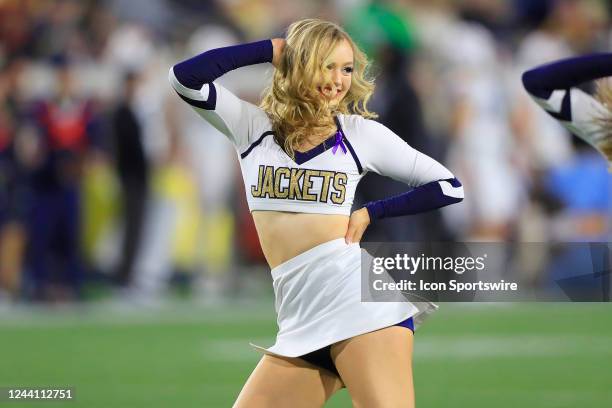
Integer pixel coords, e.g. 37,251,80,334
0,0,611,304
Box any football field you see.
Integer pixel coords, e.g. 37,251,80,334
1,301,611,407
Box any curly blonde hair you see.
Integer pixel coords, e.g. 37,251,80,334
593,79,612,162
260,19,377,158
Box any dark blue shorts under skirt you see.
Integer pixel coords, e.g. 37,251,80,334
298,316,415,377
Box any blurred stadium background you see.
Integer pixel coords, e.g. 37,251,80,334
0,0,611,406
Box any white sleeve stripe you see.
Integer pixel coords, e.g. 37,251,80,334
168,67,210,101
439,180,464,199
531,89,566,113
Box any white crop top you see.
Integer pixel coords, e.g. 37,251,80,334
169,72,459,216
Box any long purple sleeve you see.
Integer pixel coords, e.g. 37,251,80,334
168,40,274,148
522,53,612,99
347,117,464,221
172,40,273,92
365,178,463,220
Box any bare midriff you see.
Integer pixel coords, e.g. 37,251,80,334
252,211,349,269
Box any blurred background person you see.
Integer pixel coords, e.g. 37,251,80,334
405,0,525,241
110,70,149,288
346,0,451,242
25,59,101,302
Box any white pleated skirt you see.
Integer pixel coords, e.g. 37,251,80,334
251,238,437,357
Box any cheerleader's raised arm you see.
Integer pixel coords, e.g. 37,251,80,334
168,40,274,150
522,54,612,160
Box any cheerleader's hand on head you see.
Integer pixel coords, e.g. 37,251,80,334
271,38,286,68
345,207,370,244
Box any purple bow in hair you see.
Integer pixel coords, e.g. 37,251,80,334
332,131,347,155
